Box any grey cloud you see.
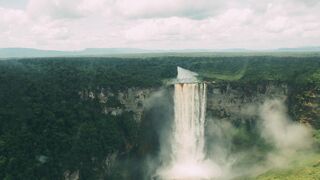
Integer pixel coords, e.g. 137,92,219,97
27,0,86,20
115,0,226,20
294,0,319,6
0,0,28,9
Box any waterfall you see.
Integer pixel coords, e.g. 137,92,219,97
173,83,207,166
157,67,217,180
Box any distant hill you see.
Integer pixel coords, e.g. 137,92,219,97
277,47,320,51
0,48,156,58
0,48,71,58
0,47,319,58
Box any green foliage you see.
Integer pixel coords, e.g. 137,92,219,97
313,130,320,149
0,56,319,179
255,153,320,180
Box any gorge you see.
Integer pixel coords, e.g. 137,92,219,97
0,56,319,179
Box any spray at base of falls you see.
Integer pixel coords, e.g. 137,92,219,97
156,67,222,179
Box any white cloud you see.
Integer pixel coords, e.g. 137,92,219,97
265,16,290,33
114,0,225,19
0,0,319,50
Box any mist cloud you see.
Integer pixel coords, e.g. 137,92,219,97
204,98,314,178
259,99,314,168
260,99,313,151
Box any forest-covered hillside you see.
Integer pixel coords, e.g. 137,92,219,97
0,56,319,179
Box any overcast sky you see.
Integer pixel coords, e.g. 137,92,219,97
0,0,319,50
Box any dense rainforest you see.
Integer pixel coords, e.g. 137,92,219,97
0,56,319,179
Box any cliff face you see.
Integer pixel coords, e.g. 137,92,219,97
207,82,288,123
289,85,320,128
79,87,156,122
78,82,319,134
205,82,319,132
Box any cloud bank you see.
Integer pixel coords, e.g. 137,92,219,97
0,0,319,50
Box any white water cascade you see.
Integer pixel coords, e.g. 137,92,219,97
157,67,220,180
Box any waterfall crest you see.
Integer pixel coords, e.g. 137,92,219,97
176,67,199,83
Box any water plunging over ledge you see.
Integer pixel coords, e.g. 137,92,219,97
156,67,220,180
